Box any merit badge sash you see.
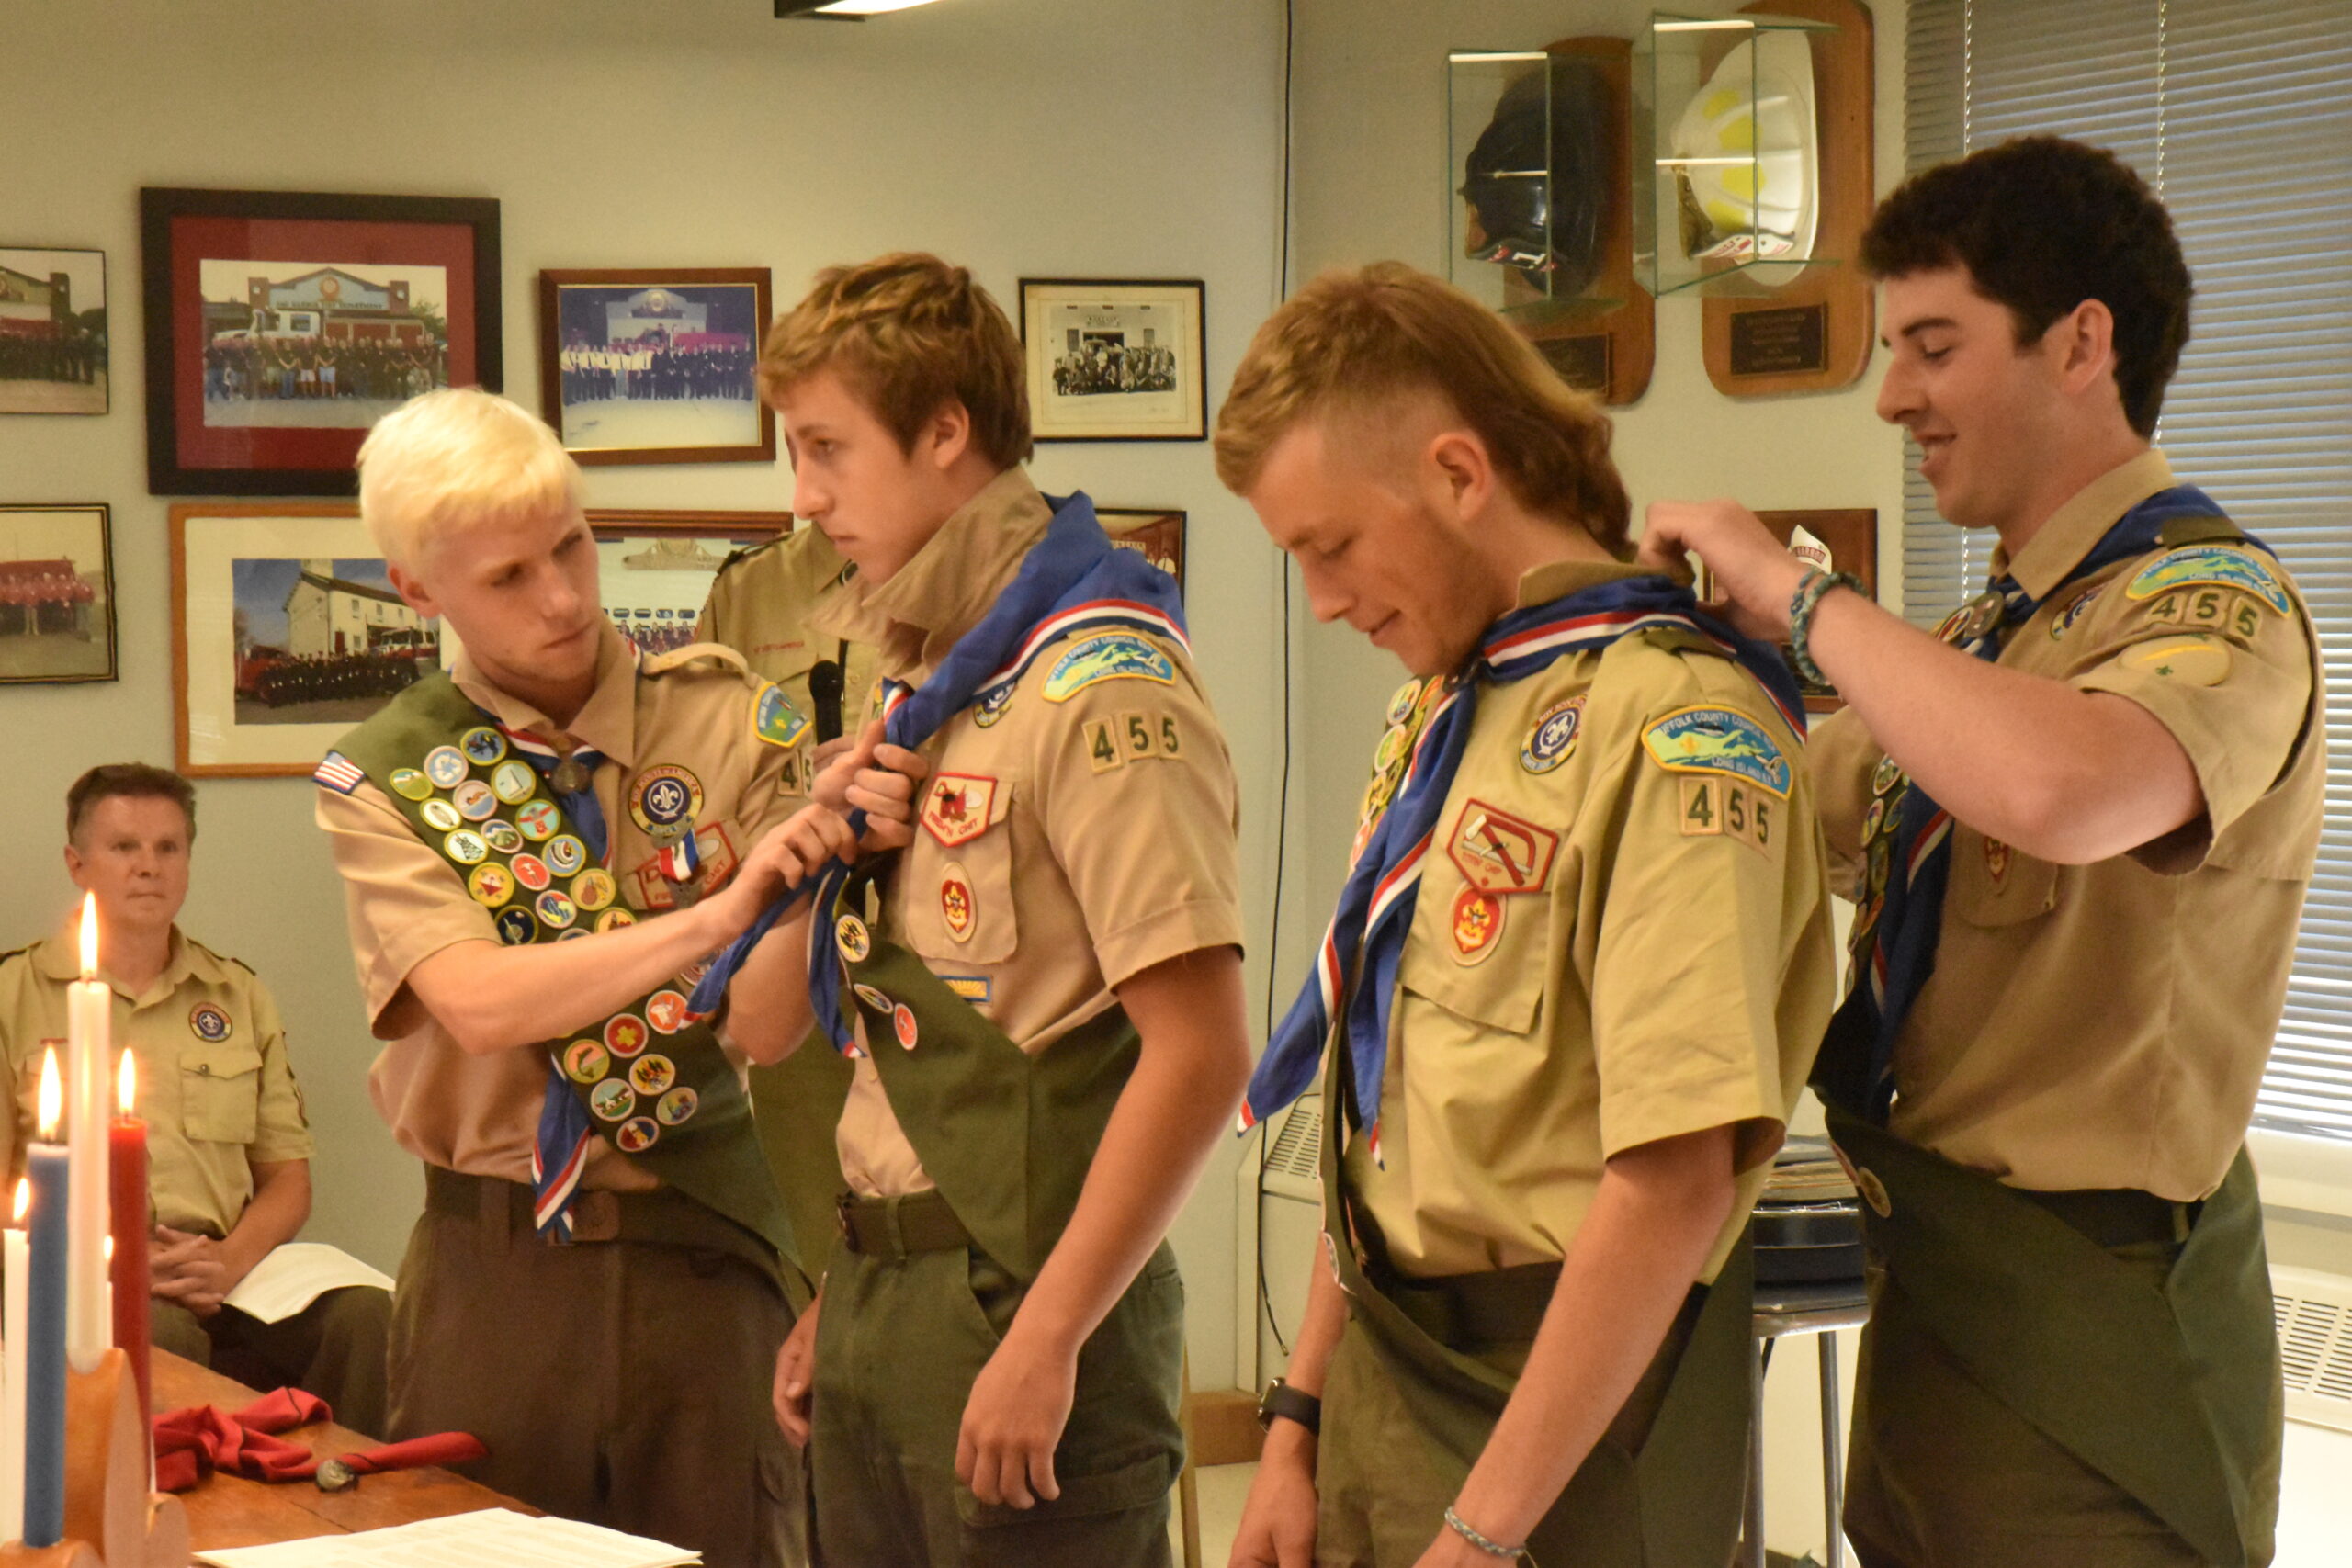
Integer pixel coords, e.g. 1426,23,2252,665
1241,575,1805,1163
687,491,1187,1049
1817,487,2277,1122
323,674,793,1258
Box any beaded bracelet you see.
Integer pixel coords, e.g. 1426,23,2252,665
1788,567,1867,687
1442,1505,1526,1561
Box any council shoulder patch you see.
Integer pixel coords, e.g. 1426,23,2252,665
752,681,812,750
2125,545,2290,615
1641,706,1792,797
1042,633,1176,703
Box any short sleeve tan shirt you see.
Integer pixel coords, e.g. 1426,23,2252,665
313,623,805,1189
809,470,1246,1198
1351,559,1837,1281
1809,450,2324,1200
698,525,880,753
1,928,313,1236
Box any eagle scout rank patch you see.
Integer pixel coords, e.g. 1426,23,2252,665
1042,633,1176,703
1521,697,1586,774
1451,886,1505,964
2126,635,2233,686
922,774,998,848
941,863,977,942
752,682,812,750
189,1004,232,1043
2127,546,2291,616
1642,707,1792,796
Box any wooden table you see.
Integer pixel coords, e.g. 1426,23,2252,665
152,1352,535,1552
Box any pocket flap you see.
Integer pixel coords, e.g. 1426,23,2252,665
954,1450,1172,1528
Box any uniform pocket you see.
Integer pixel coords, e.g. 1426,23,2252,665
1951,826,2060,928
953,1448,1173,1529
905,781,1019,964
180,1043,263,1143
1395,886,1549,1035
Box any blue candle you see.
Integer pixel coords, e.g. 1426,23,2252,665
21,1054,69,1549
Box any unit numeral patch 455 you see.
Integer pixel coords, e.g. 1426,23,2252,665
1083,712,1183,773
1680,777,1775,855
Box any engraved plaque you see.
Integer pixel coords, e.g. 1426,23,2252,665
1727,304,1828,377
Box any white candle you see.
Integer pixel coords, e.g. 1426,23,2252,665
4,1181,31,1543
66,895,111,1373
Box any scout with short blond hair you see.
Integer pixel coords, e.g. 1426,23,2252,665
1222,262,1834,1568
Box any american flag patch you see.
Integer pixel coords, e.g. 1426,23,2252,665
313,751,365,795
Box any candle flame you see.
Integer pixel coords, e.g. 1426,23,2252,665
11,1180,26,1224
38,1046,62,1137
119,1048,137,1116
105,1235,114,1263
79,891,97,977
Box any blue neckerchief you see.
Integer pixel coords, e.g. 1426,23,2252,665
1240,574,1805,1161
1826,485,2264,1122
684,491,1187,1046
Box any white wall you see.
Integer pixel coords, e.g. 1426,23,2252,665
0,0,1287,1392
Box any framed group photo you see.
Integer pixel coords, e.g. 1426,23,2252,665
1098,507,1188,592
586,508,792,654
141,186,502,495
1020,278,1206,442
0,503,117,684
539,270,776,466
0,247,108,415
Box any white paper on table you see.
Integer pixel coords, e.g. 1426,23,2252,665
190,1507,701,1567
220,1243,394,1325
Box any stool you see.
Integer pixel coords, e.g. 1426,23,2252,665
1743,1280,1871,1568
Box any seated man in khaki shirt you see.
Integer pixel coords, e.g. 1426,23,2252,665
2,763,390,1435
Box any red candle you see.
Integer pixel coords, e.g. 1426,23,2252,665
110,1048,152,1424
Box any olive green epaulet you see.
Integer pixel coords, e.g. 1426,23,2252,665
715,536,786,575
643,641,751,678
1637,624,1733,660
2159,513,2245,548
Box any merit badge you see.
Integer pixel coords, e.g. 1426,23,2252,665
615,1118,658,1155
468,864,514,908
1854,1165,1893,1219
893,1004,920,1051
557,929,591,942
628,1055,677,1097
443,829,490,866
482,819,523,855
1374,724,1410,774
545,835,588,877
423,746,470,790
1871,755,1903,798
1984,836,2012,883
1640,707,1792,796
459,727,508,767
1520,696,1586,774
605,1013,650,1058
752,682,812,750
515,800,559,841
853,983,895,1014
1867,838,1893,897
1043,633,1176,703
453,780,497,821
836,913,872,964
511,854,552,892
656,1087,699,1126
2127,545,2291,615
495,907,537,946
420,799,463,833
390,768,434,801
536,890,578,931
1451,886,1504,965
572,868,616,913
2050,584,2104,640
972,682,1016,728
188,1004,232,1043
940,864,977,942
629,765,704,834
645,990,689,1034
1861,797,1887,844
1447,801,1560,897
590,1079,635,1122
1385,678,1423,728
491,760,537,805
596,908,638,932
564,1040,611,1084
922,774,998,849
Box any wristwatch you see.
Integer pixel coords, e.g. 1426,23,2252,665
1256,1377,1322,1436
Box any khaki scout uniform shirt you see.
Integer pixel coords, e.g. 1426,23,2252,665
698,525,879,754
1810,450,2324,1201
1,927,313,1235
809,469,1245,1198
314,622,805,1191
1352,559,1837,1283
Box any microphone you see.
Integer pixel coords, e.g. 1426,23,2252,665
808,659,845,743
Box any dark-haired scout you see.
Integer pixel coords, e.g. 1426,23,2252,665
1644,135,2321,1568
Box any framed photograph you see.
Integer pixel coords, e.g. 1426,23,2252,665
1099,507,1187,592
540,270,775,466
1020,278,1207,442
0,504,117,683
141,187,502,496
1699,507,1878,713
1,248,107,415
587,509,793,655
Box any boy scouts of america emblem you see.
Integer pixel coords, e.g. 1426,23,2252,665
941,864,977,942
630,765,703,833
922,774,998,848
1521,696,1586,774
189,1004,232,1043
1452,887,1504,964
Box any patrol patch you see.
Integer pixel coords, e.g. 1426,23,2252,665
423,746,469,790
630,765,704,833
590,1079,635,1122
2126,635,2233,687
1042,633,1175,703
752,682,812,750
564,1040,610,1085
941,863,976,942
972,682,1016,728
516,800,559,841
922,774,998,849
645,990,688,1034
453,780,497,821
2050,584,2104,640
459,727,508,766
1451,886,1504,965
572,868,616,913
420,799,462,833
836,913,872,963
495,907,537,946
2127,546,2290,615
656,1087,699,1126
616,1117,658,1155
511,854,552,892
491,760,537,805
468,863,514,908
892,1003,920,1051
390,768,435,801
1447,801,1559,896
189,1004,232,1043
1521,697,1586,774
628,1055,676,1097
605,1014,650,1057
943,975,993,1005
1641,707,1792,797
313,752,365,795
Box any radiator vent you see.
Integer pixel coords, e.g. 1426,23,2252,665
1262,1094,1322,1201
2275,1265,2352,1434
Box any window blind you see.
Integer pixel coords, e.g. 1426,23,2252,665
1903,0,2352,1140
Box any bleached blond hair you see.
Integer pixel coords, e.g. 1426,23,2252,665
356,388,582,569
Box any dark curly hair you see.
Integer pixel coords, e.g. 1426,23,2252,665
1860,136,2190,437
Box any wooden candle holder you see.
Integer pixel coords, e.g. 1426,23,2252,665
2,1349,187,1568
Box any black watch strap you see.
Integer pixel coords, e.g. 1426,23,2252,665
1257,1377,1322,1435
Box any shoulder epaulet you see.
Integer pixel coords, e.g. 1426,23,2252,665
0,944,33,973
186,938,257,978
2157,513,2245,549
642,641,751,679
714,535,786,576
1631,623,1731,660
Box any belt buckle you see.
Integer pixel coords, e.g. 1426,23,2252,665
837,1194,863,1255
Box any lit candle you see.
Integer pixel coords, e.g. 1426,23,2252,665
23,1051,71,1548
2,1181,28,1543
110,1049,153,1427
66,895,111,1373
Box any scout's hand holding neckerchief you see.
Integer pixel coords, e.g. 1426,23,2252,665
811,718,933,845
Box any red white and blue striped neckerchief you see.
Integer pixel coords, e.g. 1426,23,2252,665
685,491,1187,1038
1239,574,1805,1166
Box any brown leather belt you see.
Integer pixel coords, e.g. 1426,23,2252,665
836,1189,973,1259
2021,1184,2202,1249
422,1165,783,1288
